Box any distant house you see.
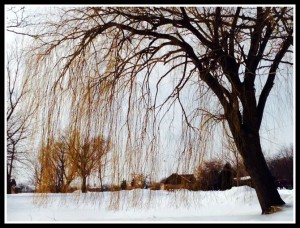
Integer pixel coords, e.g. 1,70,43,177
233,176,253,188
161,173,196,190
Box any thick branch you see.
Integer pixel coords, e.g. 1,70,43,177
229,7,241,57
245,7,271,84
257,35,293,128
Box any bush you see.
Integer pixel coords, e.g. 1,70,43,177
110,185,121,191
267,145,293,189
150,182,161,190
195,160,223,190
218,162,234,190
120,179,127,190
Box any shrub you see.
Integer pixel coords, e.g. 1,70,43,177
120,179,127,190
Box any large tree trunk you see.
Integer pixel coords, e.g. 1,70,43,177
81,176,87,193
239,128,285,214
225,87,286,214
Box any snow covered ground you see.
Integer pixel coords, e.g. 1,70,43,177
6,186,294,223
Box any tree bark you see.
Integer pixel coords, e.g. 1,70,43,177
224,80,286,214
239,128,285,214
99,167,103,192
81,176,87,193
7,173,11,194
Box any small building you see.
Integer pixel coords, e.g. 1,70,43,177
233,176,253,188
161,173,196,190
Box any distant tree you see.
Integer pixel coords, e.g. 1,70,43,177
36,139,57,193
195,160,223,190
68,132,110,193
18,183,26,193
6,43,36,194
36,131,110,193
36,134,77,193
267,145,293,188
143,176,150,189
131,173,145,188
52,138,78,192
120,179,127,190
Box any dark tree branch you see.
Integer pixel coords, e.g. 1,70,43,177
180,7,214,48
229,7,241,57
257,34,293,128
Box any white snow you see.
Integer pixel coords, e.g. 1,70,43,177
234,176,251,181
6,186,294,223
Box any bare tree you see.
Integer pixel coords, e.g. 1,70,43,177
67,131,110,193
9,6,293,213
6,42,35,194
53,140,77,193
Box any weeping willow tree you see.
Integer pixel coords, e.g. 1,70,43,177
7,6,293,214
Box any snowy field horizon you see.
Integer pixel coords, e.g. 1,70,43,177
6,186,294,223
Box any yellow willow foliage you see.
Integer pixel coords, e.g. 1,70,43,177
37,139,57,193
36,128,110,193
